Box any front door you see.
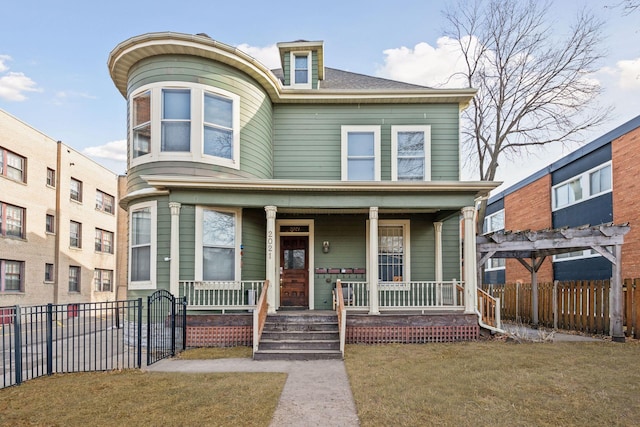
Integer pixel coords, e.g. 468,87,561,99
280,236,309,307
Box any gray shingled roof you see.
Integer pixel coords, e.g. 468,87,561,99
271,67,432,90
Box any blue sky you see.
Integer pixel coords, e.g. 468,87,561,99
1,0,638,190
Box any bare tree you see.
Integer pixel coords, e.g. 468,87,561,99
443,0,611,230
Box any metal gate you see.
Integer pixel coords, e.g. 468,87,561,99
147,290,187,365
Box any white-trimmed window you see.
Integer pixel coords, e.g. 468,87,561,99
195,207,241,281
391,126,431,181
553,249,601,262
129,82,240,169
341,126,381,181
0,147,26,183
485,258,506,271
290,52,311,88
483,209,505,234
129,201,157,289
94,269,113,292
1,259,23,292
552,162,612,210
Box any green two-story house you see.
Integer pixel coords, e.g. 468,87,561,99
108,32,498,347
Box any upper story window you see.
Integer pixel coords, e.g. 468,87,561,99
391,126,431,181
129,82,240,169
1,259,23,292
129,201,157,289
0,147,26,183
483,209,505,234
95,228,114,254
94,269,113,292
70,178,82,202
96,190,115,214
485,257,506,271
341,126,381,181
0,202,25,239
292,52,311,87
46,168,55,187
70,221,82,248
46,214,55,234
195,207,241,281
552,162,612,210
69,266,80,292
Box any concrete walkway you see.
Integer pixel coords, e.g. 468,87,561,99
144,358,360,426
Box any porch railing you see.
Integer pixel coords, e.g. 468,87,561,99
340,280,465,312
335,280,347,357
252,280,270,354
179,281,265,312
477,287,501,329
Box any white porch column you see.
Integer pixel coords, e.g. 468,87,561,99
369,207,380,315
434,221,443,282
265,206,277,314
169,202,181,296
462,206,477,314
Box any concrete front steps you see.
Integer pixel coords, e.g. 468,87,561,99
253,311,342,360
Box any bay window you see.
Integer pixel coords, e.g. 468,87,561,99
129,201,156,289
161,89,191,152
132,91,151,158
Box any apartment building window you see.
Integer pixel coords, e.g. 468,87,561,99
95,228,114,253
132,90,151,158
94,269,113,292
391,126,431,181
96,190,115,214
483,210,505,234
70,221,82,248
46,214,55,233
46,168,56,187
0,202,25,238
69,266,80,292
129,201,156,288
129,83,240,169
70,178,83,202
1,260,23,292
45,263,54,282
341,126,381,181
0,147,26,183
552,162,612,210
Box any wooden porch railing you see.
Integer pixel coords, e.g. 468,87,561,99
179,280,265,312
252,280,270,354
336,279,346,357
477,287,501,329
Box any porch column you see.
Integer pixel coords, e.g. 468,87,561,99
434,222,443,282
265,206,277,314
169,202,181,296
462,206,477,314
369,207,380,315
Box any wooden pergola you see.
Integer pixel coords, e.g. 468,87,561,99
476,223,630,342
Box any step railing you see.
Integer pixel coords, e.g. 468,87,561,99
477,287,501,330
335,280,347,358
179,280,265,312
252,280,270,354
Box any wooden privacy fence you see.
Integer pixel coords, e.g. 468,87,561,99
482,279,640,338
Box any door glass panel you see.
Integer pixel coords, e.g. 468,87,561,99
283,249,305,269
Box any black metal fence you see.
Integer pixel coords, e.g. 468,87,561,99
147,290,187,366
1,299,142,389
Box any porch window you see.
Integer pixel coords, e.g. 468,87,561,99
378,221,410,282
197,208,240,281
391,126,431,181
341,126,381,181
129,201,157,288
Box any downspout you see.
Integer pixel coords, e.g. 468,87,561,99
53,141,62,304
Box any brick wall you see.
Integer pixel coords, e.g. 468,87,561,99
612,126,640,278
504,174,554,283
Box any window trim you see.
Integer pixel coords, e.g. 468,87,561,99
46,214,55,234
485,257,506,271
552,161,612,211
194,206,242,282
95,190,115,214
129,82,241,170
483,209,505,235
45,263,54,283
70,178,83,203
69,265,81,293
391,125,431,181
341,125,381,181
94,269,113,292
46,168,56,188
70,220,82,248
552,249,602,263
0,202,25,239
95,228,114,254
128,200,157,290
365,219,411,290
0,147,26,183
1,259,24,292
289,51,312,89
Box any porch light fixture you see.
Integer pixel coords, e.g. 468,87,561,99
322,241,330,253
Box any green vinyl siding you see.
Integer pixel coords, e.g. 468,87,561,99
442,216,462,280
126,55,273,192
156,198,171,290
241,208,266,280
273,104,460,181
408,216,436,281
179,205,196,280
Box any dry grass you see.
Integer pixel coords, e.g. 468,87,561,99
0,369,286,426
178,346,253,359
345,341,640,427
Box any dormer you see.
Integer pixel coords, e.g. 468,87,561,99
277,40,324,89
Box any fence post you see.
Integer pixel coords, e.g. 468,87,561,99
182,299,187,351
553,281,558,330
14,305,22,385
515,281,520,322
137,298,143,368
46,303,53,376
170,295,176,357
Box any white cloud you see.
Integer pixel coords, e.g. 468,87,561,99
83,139,127,162
376,36,473,88
0,71,40,101
0,55,10,72
616,58,640,89
236,43,280,69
